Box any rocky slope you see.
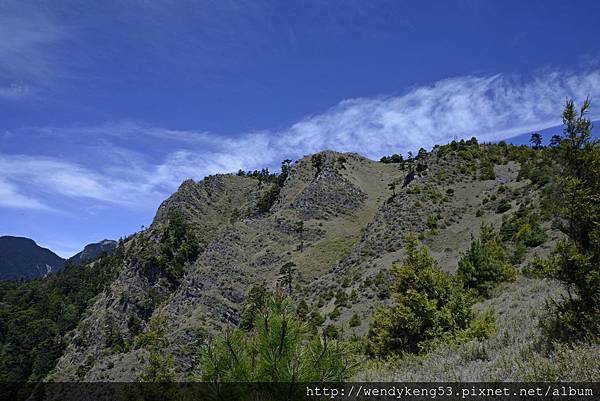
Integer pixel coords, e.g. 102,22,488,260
47,146,565,381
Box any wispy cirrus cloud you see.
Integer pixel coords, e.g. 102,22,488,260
0,11,63,80
0,6,64,103
2,69,600,213
0,178,54,211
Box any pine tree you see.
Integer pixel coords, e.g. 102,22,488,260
530,132,543,149
239,282,268,331
200,294,357,384
367,234,476,356
550,98,600,341
279,262,296,295
388,182,396,196
457,223,516,296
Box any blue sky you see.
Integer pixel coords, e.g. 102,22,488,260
1,0,600,257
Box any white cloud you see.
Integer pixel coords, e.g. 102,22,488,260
275,71,600,158
2,69,600,213
0,155,163,209
0,178,53,211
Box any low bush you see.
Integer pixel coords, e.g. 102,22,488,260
458,224,517,296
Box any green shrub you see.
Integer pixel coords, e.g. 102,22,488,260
256,183,280,214
323,324,340,339
367,235,476,357
458,223,517,296
134,314,168,350
239,283,268,330
479,161,496,180
334,290,348,307
496,199,511,213
426,214,438,230
349,313,361,328
500,206,547,247
523,254,556,279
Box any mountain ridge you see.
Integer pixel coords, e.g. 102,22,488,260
46,145,569,381
0,236,65,280
0,237,119,280
2,140,597,385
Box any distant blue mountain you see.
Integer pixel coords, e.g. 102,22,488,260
0,237,118,281
0,236,65,280
67,239,117,265
504,120,600,146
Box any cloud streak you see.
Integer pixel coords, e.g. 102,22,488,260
2,69,600,213
0,178,54,211
0,11,63,80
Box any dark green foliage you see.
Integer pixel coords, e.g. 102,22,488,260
500,206,547,249
76,354,95,379
239,282,268,331
255,159,294,214
387,181,396,196
295,299,309,320
523,254,557,279
323,324,340,339
530,132,543,149
0,244,124,381
200,295,357,382
349,313,361,328
329,308,341,320
311,153,324,177
334,289,348,307
517,155,555,187
426,214,439,230
380,154,403,164
279,159,292,185
309,311,325,328
256,183,281,214
549,134,562,148
236,167,278,183
134,314,175,383
156,211,199,286
458,224,517,296
278,262,296,295
367,235,478,357
496,199,512,213
133,314,169,350
479,160,496,180
550,98,600,342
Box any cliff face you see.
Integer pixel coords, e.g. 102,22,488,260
48,148,560,381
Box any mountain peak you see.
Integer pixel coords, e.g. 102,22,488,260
67,239,117,265
0,236,65,280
